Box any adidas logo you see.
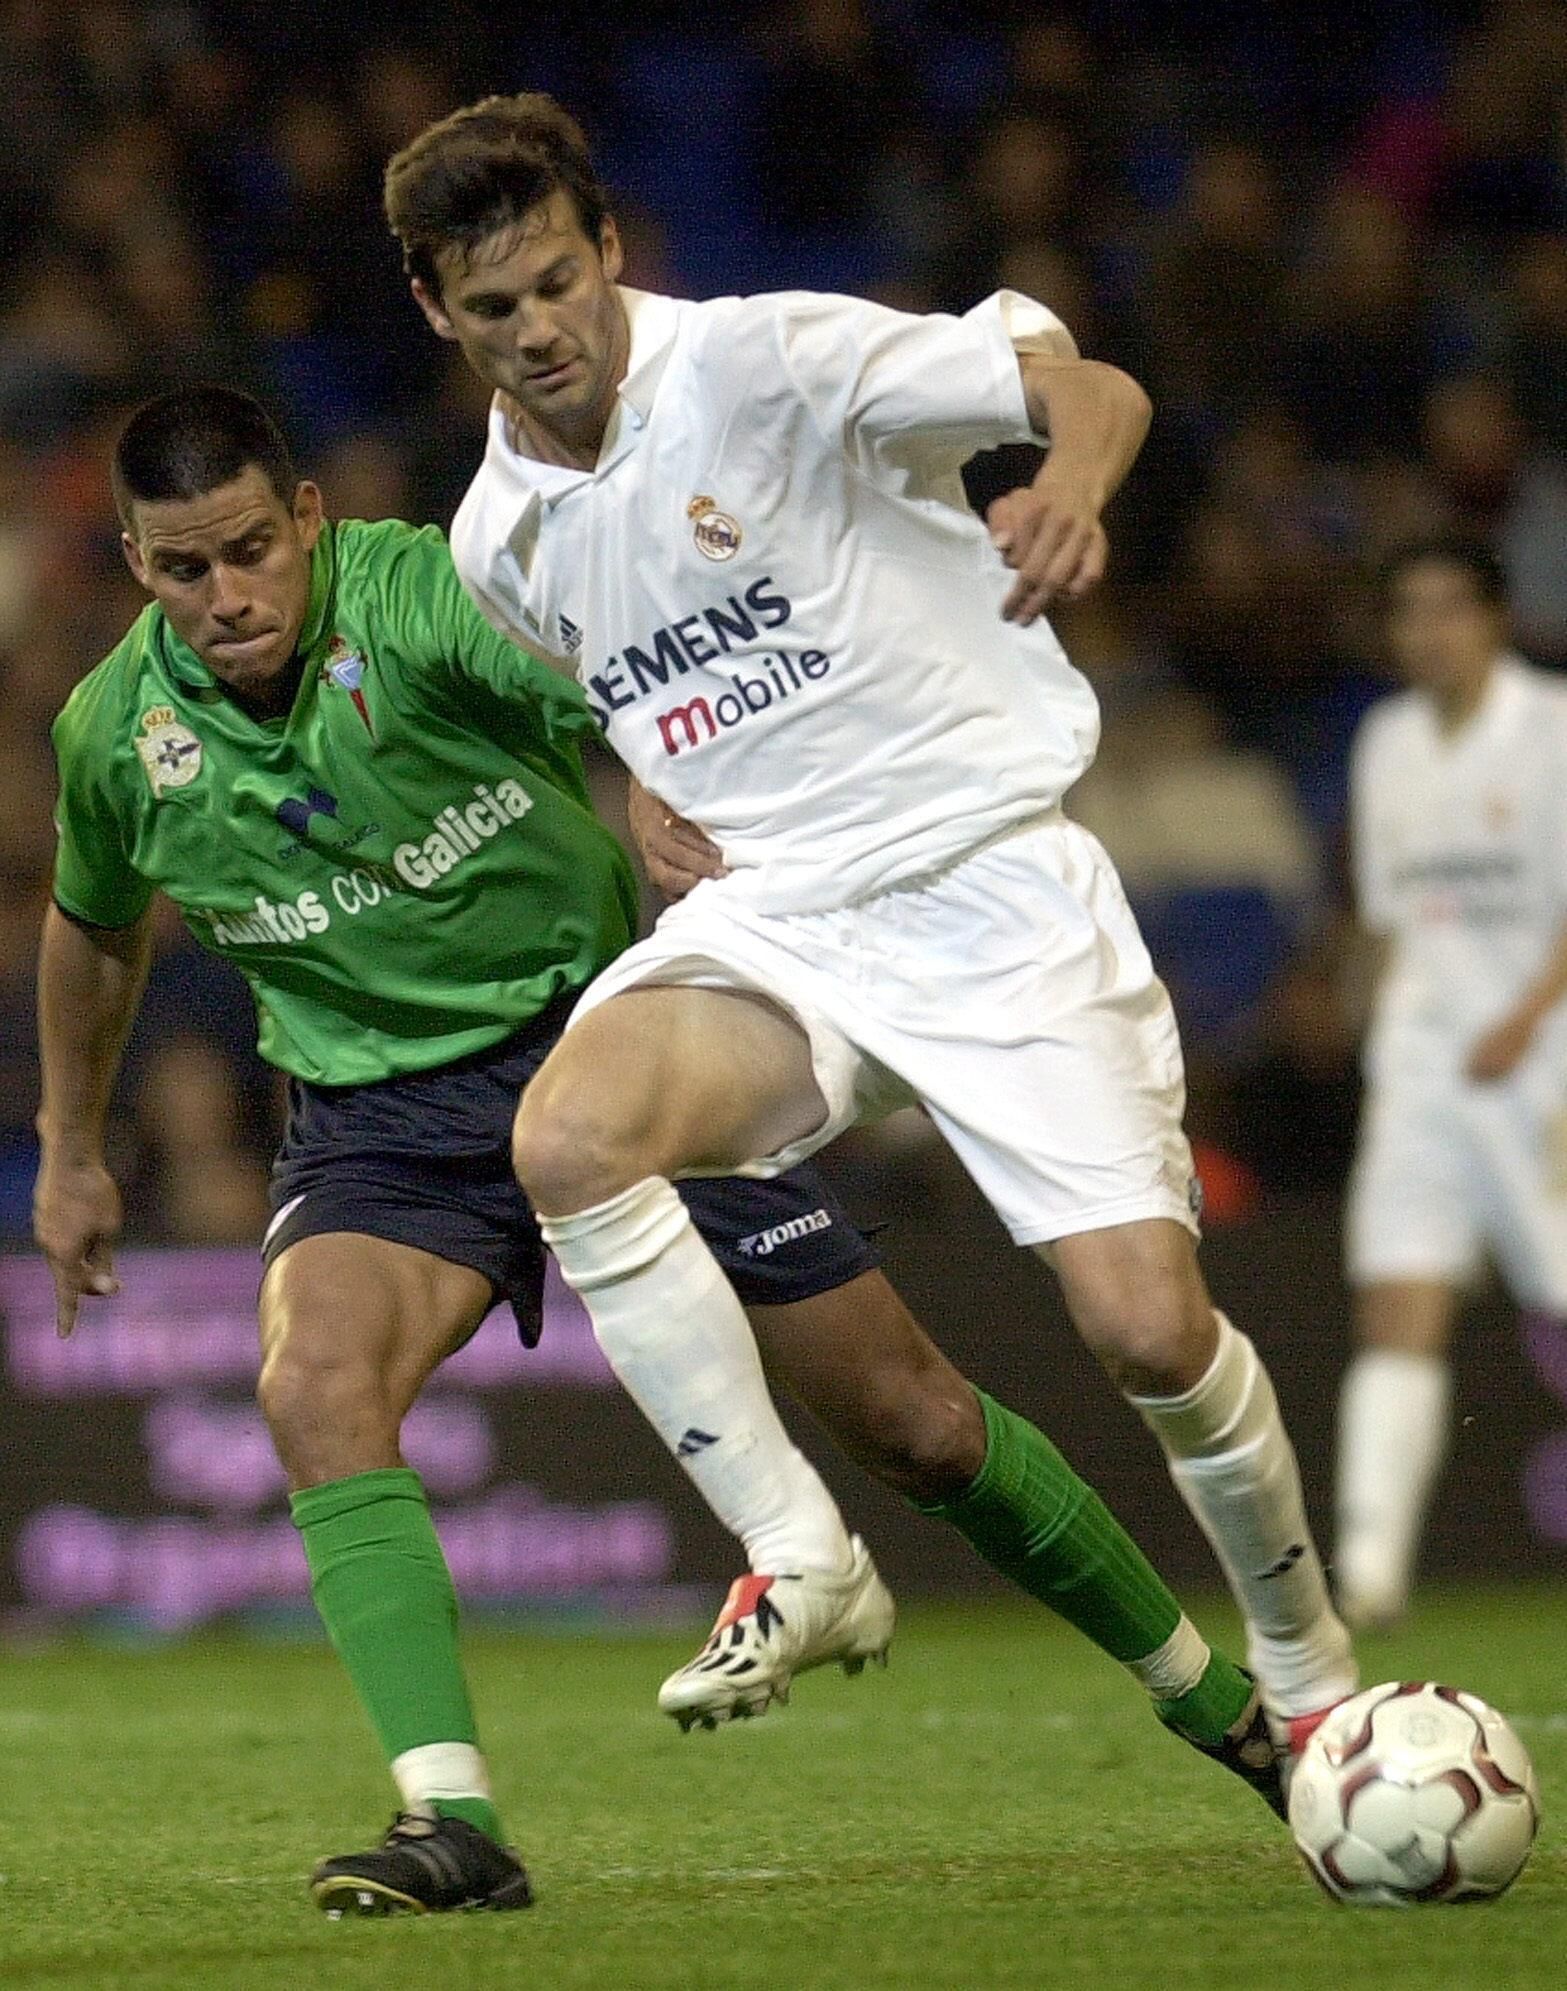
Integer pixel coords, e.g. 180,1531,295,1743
676,1427,719,1458
1258,1543,1306,1580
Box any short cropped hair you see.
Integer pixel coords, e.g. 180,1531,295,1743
112,387,297,530
1378,533,1509,610
383,91,609,296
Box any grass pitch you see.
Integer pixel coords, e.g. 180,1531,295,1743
2,1588,1563,1990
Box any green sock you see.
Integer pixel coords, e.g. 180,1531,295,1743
291,1466,503,1844
1155,1654,1254,1744
919,1391,1251,1743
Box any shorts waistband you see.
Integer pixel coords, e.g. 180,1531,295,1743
289,984,582,1102
860,805,1064,905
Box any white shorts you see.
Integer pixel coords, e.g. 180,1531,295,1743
1346,1056,1567,1309
570,814,1199,1247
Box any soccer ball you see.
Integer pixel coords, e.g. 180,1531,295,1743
1288,1682,1539,1905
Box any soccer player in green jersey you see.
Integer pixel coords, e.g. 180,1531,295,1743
37,387,1282,1917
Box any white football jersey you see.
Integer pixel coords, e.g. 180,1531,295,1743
451,285,1101,914
1352,655,1567,1063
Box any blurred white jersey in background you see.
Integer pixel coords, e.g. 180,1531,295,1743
1348,654,1567,1301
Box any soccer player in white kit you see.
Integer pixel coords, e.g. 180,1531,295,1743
388,93,1356,1755
1338,536,1567,1627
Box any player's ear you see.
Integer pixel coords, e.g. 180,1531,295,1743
412,276,457,341
121,529,150,592
598,216,623,283
292,480,325,551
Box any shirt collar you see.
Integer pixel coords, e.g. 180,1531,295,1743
488,286,685,512
156,522,338,718
1419,650,1529,745
616,286,683,421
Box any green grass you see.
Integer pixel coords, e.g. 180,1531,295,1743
1,1589,1563,1989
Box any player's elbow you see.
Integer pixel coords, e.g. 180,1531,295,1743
1111,365,1153,444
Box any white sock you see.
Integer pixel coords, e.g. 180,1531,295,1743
1129,1315,1357,1717
1335,1347,1451,1614
391,1741,491,1814
1125,1613,1211,1702
539,1177,854,1575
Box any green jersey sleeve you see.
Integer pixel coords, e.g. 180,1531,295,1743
366,521,598,751
49,676,155,930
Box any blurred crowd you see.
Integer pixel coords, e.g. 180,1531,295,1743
3,0,1566,1240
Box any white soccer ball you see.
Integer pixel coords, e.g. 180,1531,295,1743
1288,1682,1539,1905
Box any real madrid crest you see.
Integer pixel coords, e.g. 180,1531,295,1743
688,494,742,562
135,705,203,797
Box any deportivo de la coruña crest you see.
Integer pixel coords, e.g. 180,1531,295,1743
135,705,203,797
322,636,375,736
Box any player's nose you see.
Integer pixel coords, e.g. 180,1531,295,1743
515,314,560,360
208,567,254,625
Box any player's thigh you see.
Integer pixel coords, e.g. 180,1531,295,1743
1346,1081,1480,1289
516,984,829,1187
1353,1279,1461,1356
259,1230,495,1420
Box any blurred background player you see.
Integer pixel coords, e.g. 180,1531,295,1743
1336,535,1567,1628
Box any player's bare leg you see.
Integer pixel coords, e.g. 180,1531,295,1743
515,986,894,1724
751,1271,986,1500
259,1232,488,1485
518,996,1286,1795
259,1235,532,1913
1335,1278,1458,1630
1046,1218,1357,1750
751,1269,1288,1815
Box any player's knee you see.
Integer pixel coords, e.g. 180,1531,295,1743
512,1082,658,1213
1079,1293,1215,1395
842,1367,985,1502
256,1335,390,1455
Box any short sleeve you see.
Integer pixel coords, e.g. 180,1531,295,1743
50,710,153,930
378,523,597,751
721,289,1067,481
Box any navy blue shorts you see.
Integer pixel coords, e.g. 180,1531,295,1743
263,994,878,1344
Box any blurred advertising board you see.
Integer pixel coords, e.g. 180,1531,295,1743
1,1185,1563,1631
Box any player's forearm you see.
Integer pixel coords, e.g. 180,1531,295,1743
1018,356,1152,513
1514,923,1567,1026
35,904,152,1162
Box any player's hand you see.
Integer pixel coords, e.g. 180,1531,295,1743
625,778,727,899
32,1154,122,1338
987,476,1109,625
1465,1009,1538,1084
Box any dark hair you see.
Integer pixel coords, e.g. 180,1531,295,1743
112,386,297,529
1379,533,1509,610
383,91,608,296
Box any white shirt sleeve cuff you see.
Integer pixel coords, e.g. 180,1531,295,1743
994,288,1075,357
961,290,1072,443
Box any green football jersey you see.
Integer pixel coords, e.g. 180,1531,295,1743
51,519,638,1084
